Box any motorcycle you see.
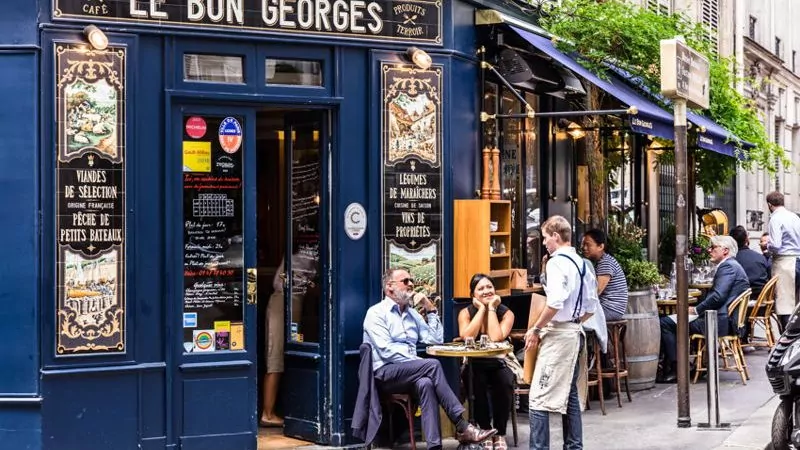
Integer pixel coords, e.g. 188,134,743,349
766,304,800,449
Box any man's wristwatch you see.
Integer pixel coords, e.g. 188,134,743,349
531,326,542,336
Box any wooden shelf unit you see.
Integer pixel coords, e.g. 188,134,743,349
454,200,512,298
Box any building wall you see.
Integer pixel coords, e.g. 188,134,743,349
737,0,800,243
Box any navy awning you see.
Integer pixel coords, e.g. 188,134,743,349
511,26,675,140
605,64,753,157
689,112,752,158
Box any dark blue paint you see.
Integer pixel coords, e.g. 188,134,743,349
0,0,559,448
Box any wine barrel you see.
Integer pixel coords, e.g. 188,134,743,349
623,289,661,391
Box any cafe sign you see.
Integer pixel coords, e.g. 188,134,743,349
660,38,709,110
54,0,442,45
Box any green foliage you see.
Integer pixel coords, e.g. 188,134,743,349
537,0,789,191
607,217,661,289
689,234,711,266
625,259,663,291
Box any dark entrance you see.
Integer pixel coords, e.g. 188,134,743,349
254,109,328,448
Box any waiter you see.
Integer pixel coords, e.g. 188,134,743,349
766,191,800,328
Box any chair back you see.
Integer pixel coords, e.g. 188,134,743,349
750,276,779,321
728,288,752,331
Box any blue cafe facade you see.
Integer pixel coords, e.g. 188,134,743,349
0,1,747,450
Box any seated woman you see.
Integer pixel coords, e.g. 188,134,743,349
457,274,515,450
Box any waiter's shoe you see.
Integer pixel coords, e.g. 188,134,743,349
456,424,497,444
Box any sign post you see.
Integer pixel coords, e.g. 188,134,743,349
660,37,710,429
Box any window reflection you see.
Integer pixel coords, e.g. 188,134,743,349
266,59,323,86
524,92,541,279
183,54,244,84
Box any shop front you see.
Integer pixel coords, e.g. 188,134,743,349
0,1,491,449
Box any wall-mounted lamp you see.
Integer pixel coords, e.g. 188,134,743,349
406,47,432,70
558,118,586,140
83,25,108,50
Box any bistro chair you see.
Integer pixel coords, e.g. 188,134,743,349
748,276,779,349
588,321,631,410
691,289,751,385
357,343,418,450
510,381,529,447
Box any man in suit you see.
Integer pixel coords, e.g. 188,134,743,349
730,226,769,299
659,235,750,383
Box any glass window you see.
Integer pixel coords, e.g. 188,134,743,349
182,115,245,353
523,92,541,279
266,59,323,86
183,54,245,84
500,89,523,268
483,82,498,149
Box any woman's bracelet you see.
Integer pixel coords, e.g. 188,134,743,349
488,307,497,312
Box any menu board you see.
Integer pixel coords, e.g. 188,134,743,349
381,63,444,315
182,115,244,352
55,43,127,356
288,134,321,343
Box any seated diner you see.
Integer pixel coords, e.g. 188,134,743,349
581,228,628,321
658,235,749,383
457,273,515,450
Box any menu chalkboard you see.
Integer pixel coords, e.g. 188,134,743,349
182,115,244,352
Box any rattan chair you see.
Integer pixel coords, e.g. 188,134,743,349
748,276,779,349
691,288,751,385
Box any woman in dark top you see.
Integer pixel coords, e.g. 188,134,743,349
457,274,515,450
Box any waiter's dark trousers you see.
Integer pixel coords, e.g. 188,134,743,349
375,358,465,448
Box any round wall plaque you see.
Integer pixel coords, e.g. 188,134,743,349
344,202,367,240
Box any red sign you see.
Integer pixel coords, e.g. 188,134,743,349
185,116,207,139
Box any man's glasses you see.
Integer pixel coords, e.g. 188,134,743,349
708,244,719,250
391,278,414,285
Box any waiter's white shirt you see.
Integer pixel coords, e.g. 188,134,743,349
542,246,598,323
768,206,800,256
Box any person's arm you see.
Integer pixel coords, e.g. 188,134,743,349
596,274,611,295
415,307,443,344
768,215,783,253
458,305,484,339
363,309,417,364
484,298,514,341
694,262,735,315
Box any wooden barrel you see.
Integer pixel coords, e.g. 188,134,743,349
623,289,661,391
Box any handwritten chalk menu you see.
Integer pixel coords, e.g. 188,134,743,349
182,115,244,352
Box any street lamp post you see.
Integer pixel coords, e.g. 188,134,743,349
660,37,710,429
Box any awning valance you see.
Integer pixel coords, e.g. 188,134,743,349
506,25,753,157
510,26,676,140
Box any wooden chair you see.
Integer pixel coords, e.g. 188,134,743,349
381,393,417,450
585,329,606,415
510,382,529,447
748,276,779,349
691,289,751,385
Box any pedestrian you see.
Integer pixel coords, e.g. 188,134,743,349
765,191,800,328
361,268,496,449
524,215,599,450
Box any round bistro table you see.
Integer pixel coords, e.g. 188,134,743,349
426,342,512,423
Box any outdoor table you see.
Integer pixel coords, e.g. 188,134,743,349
426,341,512,423
689,282,713,290
656,289,702,316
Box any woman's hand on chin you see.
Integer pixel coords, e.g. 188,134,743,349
472,297,485,310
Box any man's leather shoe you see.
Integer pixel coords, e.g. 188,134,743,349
456,424,497,444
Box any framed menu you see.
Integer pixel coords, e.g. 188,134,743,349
181,115,245,353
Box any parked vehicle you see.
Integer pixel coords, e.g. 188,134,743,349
766,303,800,449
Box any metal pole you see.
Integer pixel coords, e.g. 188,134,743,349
674,98,691,428
697,310,730,430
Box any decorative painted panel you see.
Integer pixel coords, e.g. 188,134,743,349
381,62,443,314
55,43,126,355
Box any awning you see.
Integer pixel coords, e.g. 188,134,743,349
605,64,753,157
510,26,676,140
688,112,751,157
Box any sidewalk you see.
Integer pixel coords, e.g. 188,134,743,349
377,350,776,450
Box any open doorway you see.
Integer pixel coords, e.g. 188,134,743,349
255,109,324,449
